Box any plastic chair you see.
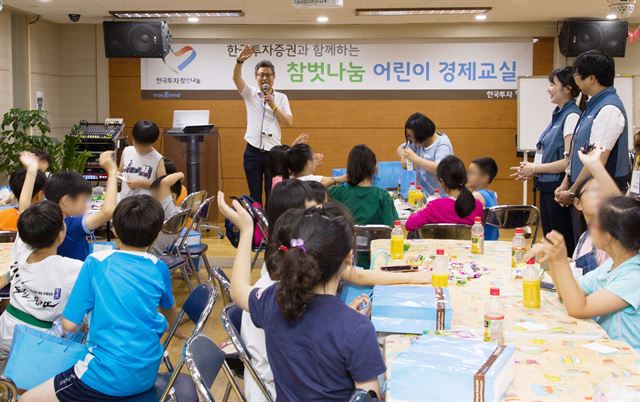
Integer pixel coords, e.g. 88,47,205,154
221,303,274,402
353,225,392,268
411,224,472,240
0,376,17,402
183,334,228,402
177,196,218,286
485,205,540,243
162,284,217,375
211,266,232,306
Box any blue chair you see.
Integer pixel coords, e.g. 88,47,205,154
221,303,274,402
373,161,403,190
123,334,226,402
210,266,231,306
177,196,217,286
183,334,228,402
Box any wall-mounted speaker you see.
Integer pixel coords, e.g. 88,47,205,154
558,20,628,57
103,21,171,58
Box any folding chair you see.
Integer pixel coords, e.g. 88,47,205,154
123,334,226,402
353,225,392,268
177,196,218,285
210,266,232,306
485,205,540,243
411,224,472,240
235,196,269,270
161,284,217,375
183,334,228,402
179,191,208,216
0,231,16,243
221,303,273,402
149,209,193,289
0,376,17,402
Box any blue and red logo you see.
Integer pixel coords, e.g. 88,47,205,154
164,45,197,73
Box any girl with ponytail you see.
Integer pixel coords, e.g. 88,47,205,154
219,192,385,401
405,155,483,231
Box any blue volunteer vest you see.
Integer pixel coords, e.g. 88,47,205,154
535,100,581,187
570,87,629,184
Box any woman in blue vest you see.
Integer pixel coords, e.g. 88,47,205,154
511,67,582,253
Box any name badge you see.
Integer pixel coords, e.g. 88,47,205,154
533,150,543,165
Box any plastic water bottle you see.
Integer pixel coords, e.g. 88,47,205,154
390,220,404,260
483,287,504,344
522,257,541,308
408,182,417,205
471,216,484,255
414,185,424,208
431,249,449,288
511,228,526,268
406,158,414,172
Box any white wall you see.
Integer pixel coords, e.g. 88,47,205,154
0,10,13,117
29,21,100,138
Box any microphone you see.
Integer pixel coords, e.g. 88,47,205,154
262,82,270,104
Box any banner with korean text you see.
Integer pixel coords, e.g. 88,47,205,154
141,41,532,100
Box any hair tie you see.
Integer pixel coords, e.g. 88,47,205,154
278,245,288,253
291,238,308,255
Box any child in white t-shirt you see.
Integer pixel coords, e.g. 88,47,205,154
0,200,82,362
149,172,185,256
119,120,166,199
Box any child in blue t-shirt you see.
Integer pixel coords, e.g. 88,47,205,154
528,196,640,352
22,195,180,402
219,191,386,401
467,157,500,240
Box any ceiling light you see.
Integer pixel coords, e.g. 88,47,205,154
316,15,329,23
355,7,491,16
474,14,487,21
110,10,244,18
606,13,618,19
188,16,199,22
532,37,539,43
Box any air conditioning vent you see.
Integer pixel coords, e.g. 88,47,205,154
293,0,344,8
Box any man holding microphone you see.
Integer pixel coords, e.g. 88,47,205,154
233,44,293,205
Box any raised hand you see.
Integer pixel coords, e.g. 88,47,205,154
218,191,254,232
19,151,40,171
98,151,117,173
237,44,254,62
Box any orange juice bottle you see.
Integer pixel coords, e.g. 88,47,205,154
390,220,404,260
522,257,541,308
408,182,417,205
431,249,449,288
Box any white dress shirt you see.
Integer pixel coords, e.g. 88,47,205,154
241,85,292,151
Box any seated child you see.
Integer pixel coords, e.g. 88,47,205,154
221,196,385,401
286,143,346,187
0,200,82,363
0,165,46,231
529,196,639,351
571,176,609,274
163,157,188,206
307,180,330,204
330,144,398,227
267,144,291,189
40,151,119,261
467,157,499,240
405,155,483,231
21,195,180,401
119,120,166,199
149,172,185,255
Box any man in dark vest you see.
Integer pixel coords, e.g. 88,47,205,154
554,50,629,240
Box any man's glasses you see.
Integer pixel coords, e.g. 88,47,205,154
257,73,274,79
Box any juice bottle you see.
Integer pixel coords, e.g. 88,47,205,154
522,257,541,308
483,287,505,344
414,185,424,208
408,182,417,205
390,220,404,260
471,216,484,255
427,188,441,204
511,228,526,268
431,249,449,288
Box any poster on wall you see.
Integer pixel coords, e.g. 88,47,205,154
141,41,533,100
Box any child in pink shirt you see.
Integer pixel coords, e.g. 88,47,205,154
406,155,484,231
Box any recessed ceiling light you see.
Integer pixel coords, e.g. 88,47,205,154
109,10,244,18
532,37,539,43
606,13,618,20
355,7,491,16
474,14,487,21
188,16,199,23
317,15,329,23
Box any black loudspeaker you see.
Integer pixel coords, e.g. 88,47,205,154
558,20,628,57
103,21,171,58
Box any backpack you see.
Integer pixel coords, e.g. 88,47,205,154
224,195,268,250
